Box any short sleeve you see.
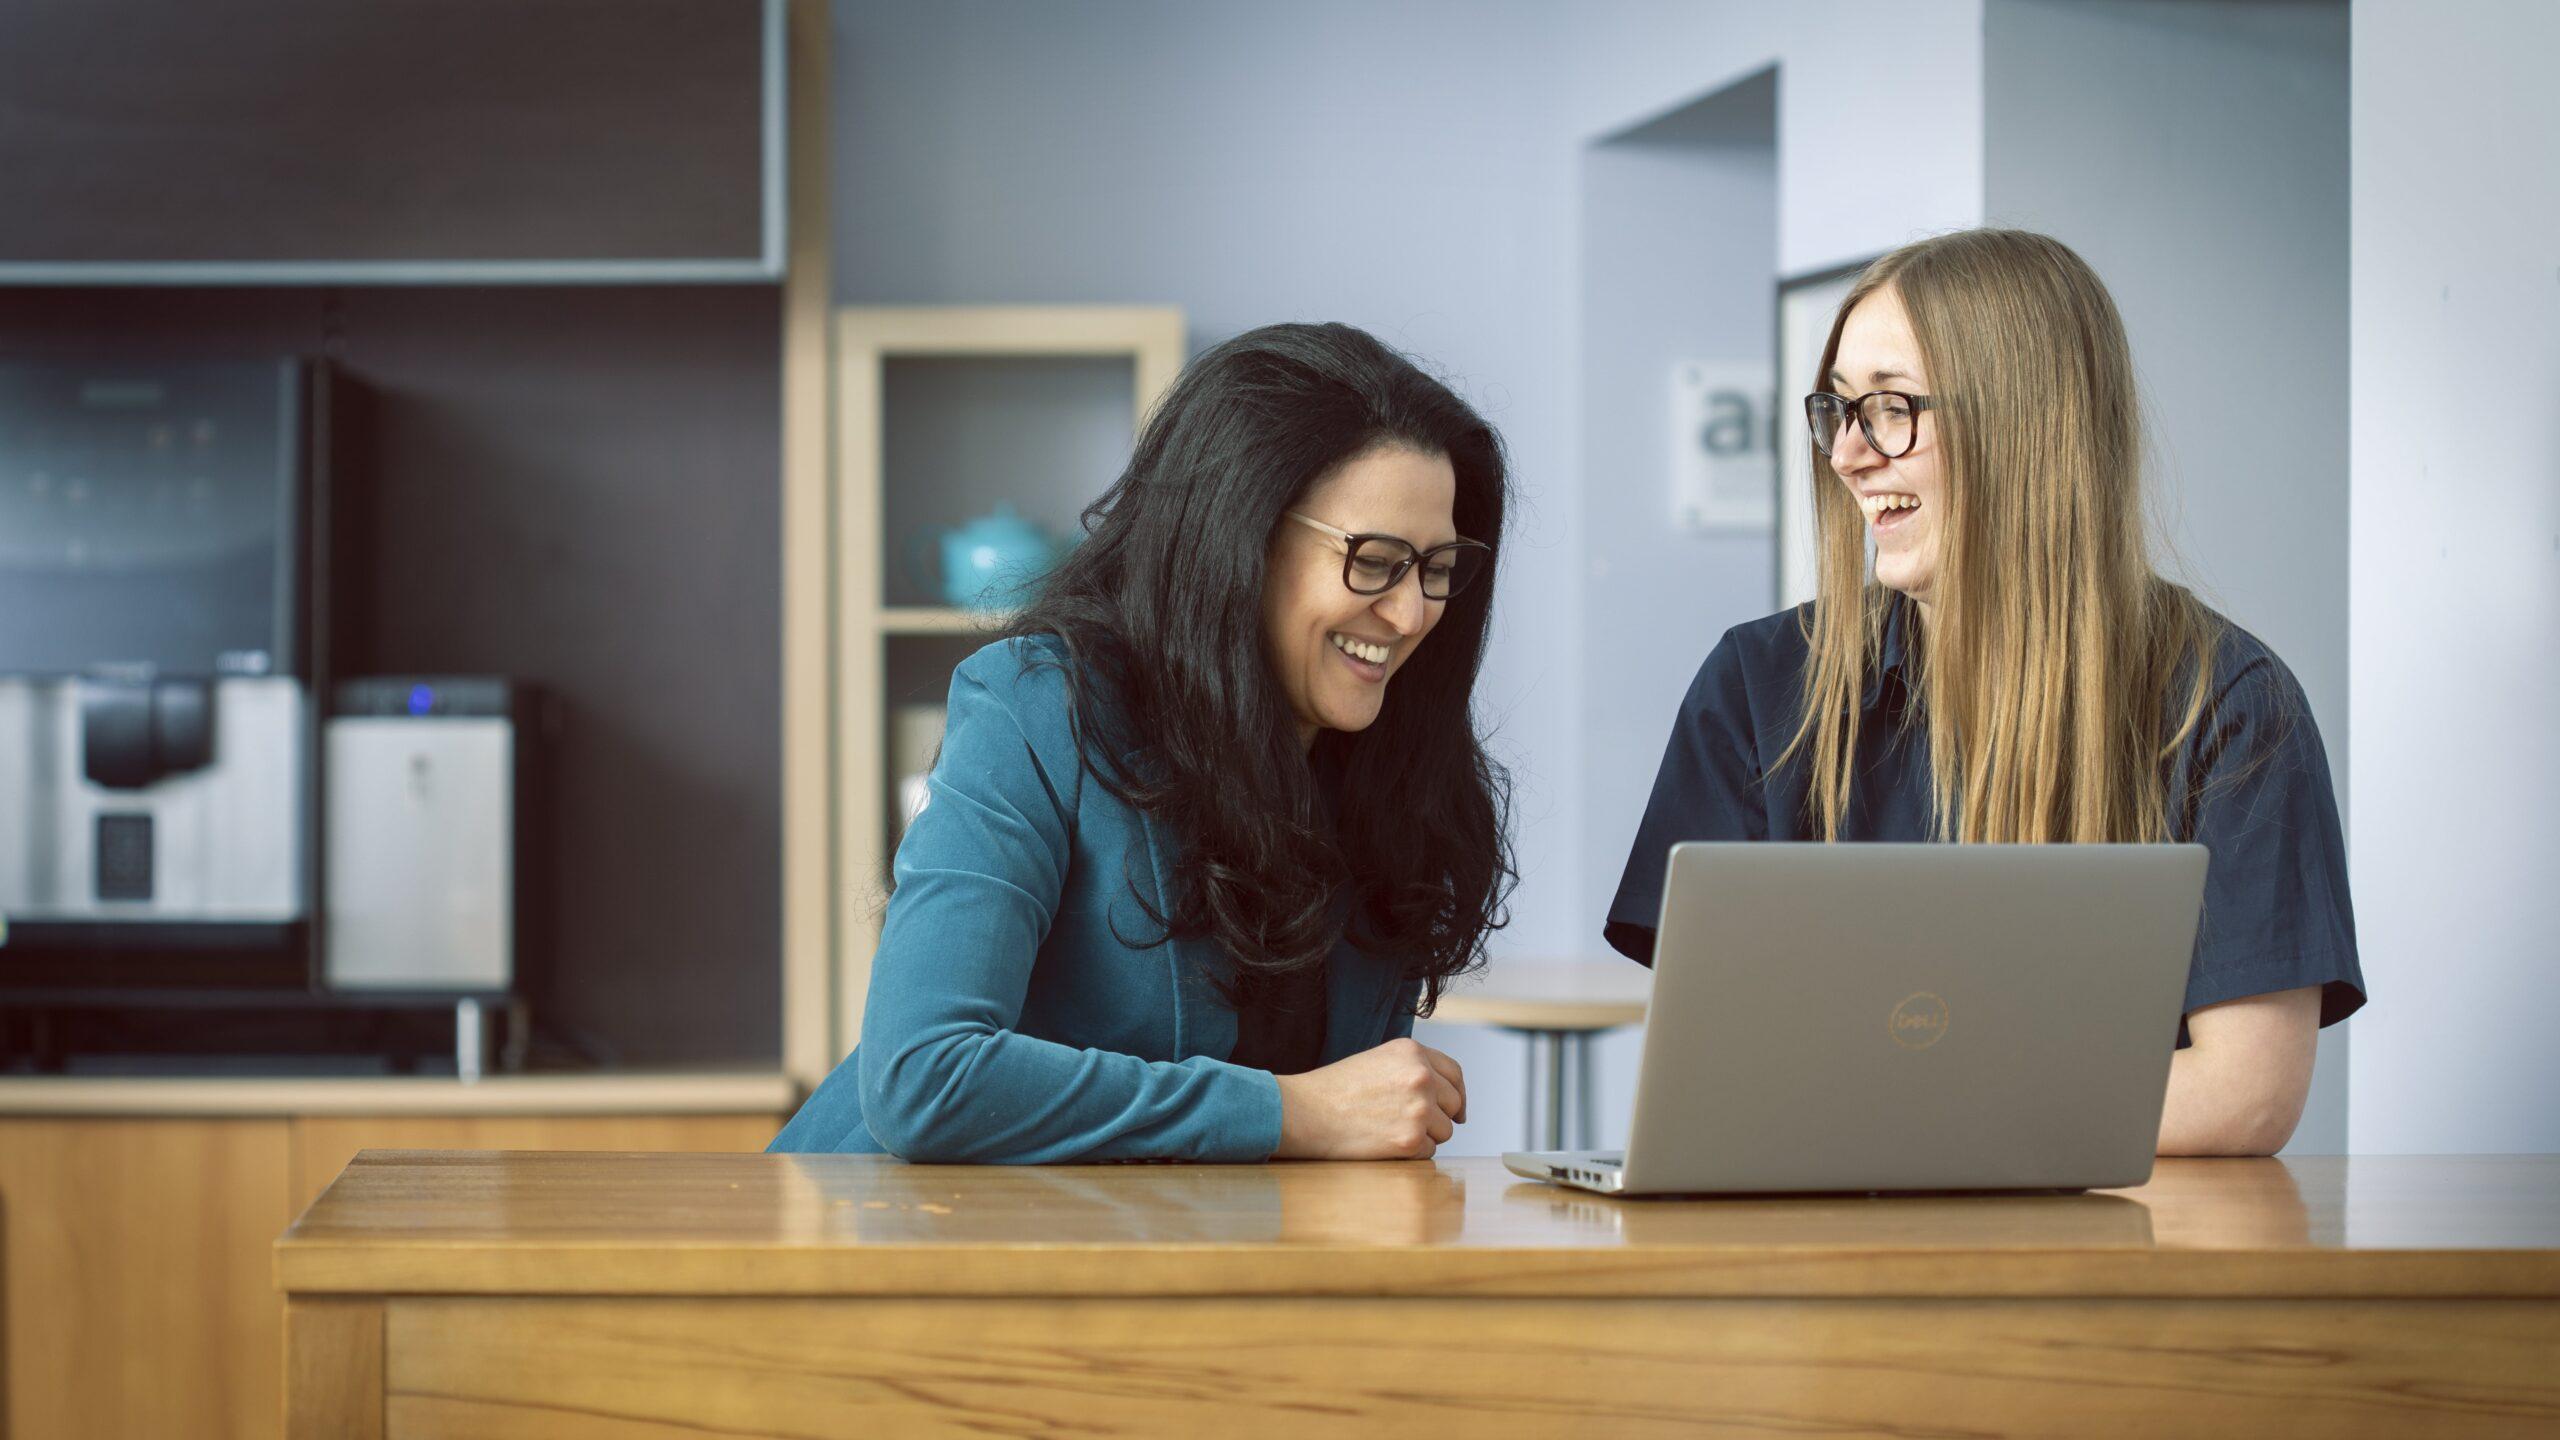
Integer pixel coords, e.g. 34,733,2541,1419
1604,629,1767,964
2175,646,2366,1042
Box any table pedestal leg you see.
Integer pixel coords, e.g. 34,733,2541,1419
1574,1031,1596,1151
1520,1029,1585,1152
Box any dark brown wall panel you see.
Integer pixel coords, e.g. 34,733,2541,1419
0,0,770,268
0,286,783,1065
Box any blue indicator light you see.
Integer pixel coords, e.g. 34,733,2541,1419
408,684,435,717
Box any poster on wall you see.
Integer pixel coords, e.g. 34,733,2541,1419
1667,360,1775,533
1774,260,1871,609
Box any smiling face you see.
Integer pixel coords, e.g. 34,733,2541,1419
1828,285,1946,605
1262,443,1459,749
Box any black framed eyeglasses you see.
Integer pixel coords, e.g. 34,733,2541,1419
1805,390,1935,460
1284,511,1490,601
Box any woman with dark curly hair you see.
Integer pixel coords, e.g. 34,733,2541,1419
772,321,1514,1163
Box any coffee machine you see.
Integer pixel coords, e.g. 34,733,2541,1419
0,360,344,987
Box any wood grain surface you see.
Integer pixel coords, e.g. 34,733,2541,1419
282,1297,383,1440
288,1113,783,1214
363,1294,2560,1439
276,1151,2560,1299
0,1117,294,1439
0,1070,797,1118
276,1152,2560,1439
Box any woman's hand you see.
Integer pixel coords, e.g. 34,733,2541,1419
1272,1038,1467,1159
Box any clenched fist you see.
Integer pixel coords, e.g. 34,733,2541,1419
1273,1037,1467,1160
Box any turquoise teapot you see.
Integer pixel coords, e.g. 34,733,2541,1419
923,505,1063,611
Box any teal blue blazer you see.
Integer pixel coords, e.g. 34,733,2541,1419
769,635,1421,1163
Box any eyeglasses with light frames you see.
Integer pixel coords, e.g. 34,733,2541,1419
1284,511,1490,601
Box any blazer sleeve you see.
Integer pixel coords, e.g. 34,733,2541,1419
855,640,1284,1163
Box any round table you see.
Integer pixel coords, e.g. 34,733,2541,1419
1427,960,1652,1152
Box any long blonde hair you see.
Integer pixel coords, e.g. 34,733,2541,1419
1779,229,2218,843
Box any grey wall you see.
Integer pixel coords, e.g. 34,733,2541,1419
1552,2,1987,277
1574,75,1780,1145
1983,0,2352,1152
2346,0,2560,1155
1578,73,1778,942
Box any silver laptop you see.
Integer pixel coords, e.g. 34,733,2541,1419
1506,842,2206,1196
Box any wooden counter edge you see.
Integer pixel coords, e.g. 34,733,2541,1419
271,1239,2560,1301
0,1069,799,1117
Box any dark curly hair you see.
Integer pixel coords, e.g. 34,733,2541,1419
1002,321,1514,1015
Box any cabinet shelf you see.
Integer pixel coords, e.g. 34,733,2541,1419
879,606,1016,635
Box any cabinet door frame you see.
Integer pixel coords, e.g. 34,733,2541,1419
827,306,1187,1065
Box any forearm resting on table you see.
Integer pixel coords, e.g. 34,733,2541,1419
2155,984,2322,1156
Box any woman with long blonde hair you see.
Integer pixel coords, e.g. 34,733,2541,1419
1606,229,2362,1156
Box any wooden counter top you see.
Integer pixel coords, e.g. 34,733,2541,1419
0,1068,798,1117
276,1150,2560,1300
276,1152,2560,1438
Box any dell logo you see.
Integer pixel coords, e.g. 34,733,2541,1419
1889,992,1950,1049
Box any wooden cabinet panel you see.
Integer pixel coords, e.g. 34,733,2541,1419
0,1118,295,1440
0,1111,784,1440
289,1113,783,1214
282,1297,383,1440
374,1295,2560,1440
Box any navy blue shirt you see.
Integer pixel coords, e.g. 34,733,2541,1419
1605,595,2366,1044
